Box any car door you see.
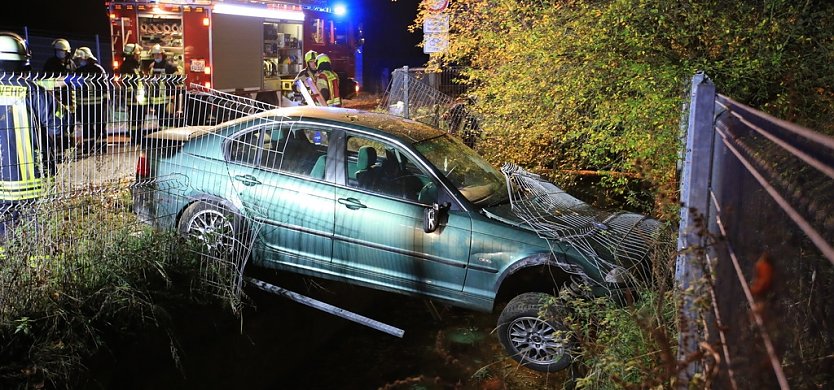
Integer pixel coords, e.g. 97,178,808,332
332,133,472,293
225,119,335,268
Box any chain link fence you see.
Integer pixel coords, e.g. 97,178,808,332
677,73,834,388
379,67,479,146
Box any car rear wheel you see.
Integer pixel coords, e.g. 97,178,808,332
497,292,574,372
178,202,243,258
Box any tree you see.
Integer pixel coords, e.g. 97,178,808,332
417,0,834,217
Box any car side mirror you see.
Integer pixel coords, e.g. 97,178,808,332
423,202,450,233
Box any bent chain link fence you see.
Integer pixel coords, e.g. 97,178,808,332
0,73,259,321
380,67,480,147
677,73,834,388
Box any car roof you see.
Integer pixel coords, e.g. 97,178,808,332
147,106,446,143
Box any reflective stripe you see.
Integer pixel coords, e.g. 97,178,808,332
0,181,43,200
34,78,67,91
150,81,169,105
77,91,105,105
321,71,341,107
12,103,35,182
0,179,44,190
0,85,44,201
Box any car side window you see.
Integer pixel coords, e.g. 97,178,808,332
346,135,437,203
263,125,330,179
228,127,264,166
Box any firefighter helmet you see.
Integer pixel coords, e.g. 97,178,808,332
150,44,164,55
73,46,97,62
52,38,71,51
123,43,139,56
304,50,318,64
315,53,331,68
0,31,31,71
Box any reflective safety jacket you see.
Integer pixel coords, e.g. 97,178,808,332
316,70,341,107
0,78,68,202
74,61,108,106
149,61,179,105
119,57,147,106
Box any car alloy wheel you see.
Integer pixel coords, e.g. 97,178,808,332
179,202,238,256
506,316,565,365
497,292,573,372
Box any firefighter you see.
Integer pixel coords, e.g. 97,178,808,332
42,38,76,75
72,46,109,155
292,50,318,99
118,43,145,143
119,43,142,76
147,44,180,129
0,32,70,237
40,38,76,151
314,54,341,107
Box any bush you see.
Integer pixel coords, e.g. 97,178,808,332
417,0,834,218
558,286,677,389
0,191,240,389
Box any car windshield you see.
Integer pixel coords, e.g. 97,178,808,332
414,135,509,206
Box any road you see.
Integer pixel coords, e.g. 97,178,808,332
52,139,139,192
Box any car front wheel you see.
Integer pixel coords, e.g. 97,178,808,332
497,292,574,372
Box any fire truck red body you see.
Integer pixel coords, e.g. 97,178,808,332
106,0,362,99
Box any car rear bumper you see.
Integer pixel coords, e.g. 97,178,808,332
131,174,189,228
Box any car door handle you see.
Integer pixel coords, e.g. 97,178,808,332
338,197,367,210
234,174,262,186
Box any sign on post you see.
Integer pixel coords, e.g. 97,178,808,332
423,13,449,54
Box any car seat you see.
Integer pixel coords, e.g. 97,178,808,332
310,154,327,180
355,145,379,189
261,128,286,168
375,149,425,201
282,130,317,174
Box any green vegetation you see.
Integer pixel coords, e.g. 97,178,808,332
0,191,240,389
418,0,834,218
416,0,834,387
561,285,677,388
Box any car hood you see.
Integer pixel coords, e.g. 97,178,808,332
484,164,661,284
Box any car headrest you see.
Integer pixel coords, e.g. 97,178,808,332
357,146,377,171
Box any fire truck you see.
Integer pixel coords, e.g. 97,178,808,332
106,0,363,102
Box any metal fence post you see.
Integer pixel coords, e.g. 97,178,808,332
675,71,716,386
402,66,409,119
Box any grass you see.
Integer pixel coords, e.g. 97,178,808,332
0,189,241,389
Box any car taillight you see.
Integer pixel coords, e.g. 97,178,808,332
136,151,150,178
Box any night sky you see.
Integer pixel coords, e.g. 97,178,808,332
0,0,427,93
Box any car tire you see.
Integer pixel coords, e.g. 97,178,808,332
497,292,574,372
178,201,245,258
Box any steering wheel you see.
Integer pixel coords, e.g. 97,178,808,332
418,181,437,203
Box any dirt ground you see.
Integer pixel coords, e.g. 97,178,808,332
82,271,573,390
342,92,384,111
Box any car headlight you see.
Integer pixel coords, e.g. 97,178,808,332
604,266,631,284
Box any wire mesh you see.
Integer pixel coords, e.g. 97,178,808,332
678,80,834,388
0,73,253,320
380,67,480,147
500,163,659,287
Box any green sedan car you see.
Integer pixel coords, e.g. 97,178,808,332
133,106,657,372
